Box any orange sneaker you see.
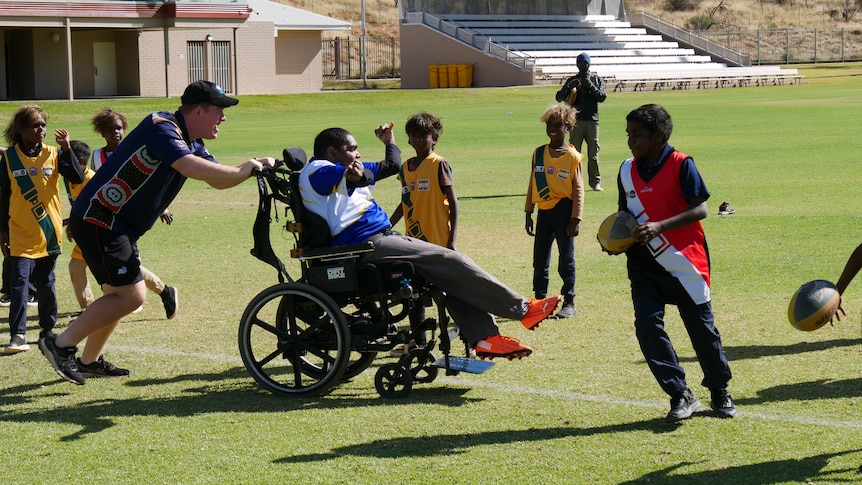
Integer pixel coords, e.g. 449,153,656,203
521,296,560,330
475,334,533,360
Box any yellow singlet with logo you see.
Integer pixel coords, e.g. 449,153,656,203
398,153,451,247
530,144,582,210
4,144,64,258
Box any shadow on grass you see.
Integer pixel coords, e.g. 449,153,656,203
1,313,155,337
618,449,862,484
0,366,487,441
673,338,861,364
736,377,862,405
274,416,674,463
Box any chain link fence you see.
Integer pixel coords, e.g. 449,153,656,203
321,37,400,79
699,28,862,64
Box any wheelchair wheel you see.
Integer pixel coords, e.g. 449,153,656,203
342,351,378,380
407,351,438,384
374,363,413,398
271,309,376,381
238,282,350,396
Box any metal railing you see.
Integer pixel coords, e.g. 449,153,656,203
321,37,399,79
699,28,862,64
403,11,535,71
629,11,751,67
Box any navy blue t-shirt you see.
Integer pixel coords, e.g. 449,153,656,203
72,111,217,238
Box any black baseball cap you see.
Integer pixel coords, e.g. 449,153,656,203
181,80,239,108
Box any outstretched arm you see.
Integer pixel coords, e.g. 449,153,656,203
171,155,275,189
836,243,862,295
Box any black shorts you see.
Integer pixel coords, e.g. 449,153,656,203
69,216,144,287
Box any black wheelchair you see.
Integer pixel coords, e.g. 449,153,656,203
238,149,494,398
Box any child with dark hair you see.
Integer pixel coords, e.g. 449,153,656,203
389,112,459,349
390,112,458,250
607,103,735,422
0,106,83,354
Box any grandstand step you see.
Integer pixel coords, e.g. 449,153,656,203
521,48,699,58
534,55,716,66
480,34,667,43
474,27,648,36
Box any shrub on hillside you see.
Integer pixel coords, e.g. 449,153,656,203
667,0,700,11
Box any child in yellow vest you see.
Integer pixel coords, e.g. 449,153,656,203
390,112,459,348
390,112,458,249
0,106,84,354
524,103,585,319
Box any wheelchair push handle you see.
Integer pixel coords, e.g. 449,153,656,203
253,146,308,179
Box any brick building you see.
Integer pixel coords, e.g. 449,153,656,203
0,0,350,100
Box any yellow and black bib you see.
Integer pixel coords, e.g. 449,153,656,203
5,145,63,257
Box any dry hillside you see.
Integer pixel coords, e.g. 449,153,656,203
274,0,862,37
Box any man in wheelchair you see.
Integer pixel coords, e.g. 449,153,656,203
298,125,560,360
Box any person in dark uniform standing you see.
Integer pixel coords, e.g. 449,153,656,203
556,52,606,192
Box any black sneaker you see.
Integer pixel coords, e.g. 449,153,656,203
666,388,701,422
77,355,130,378
161,286,178,320
710,388,738,418
555,299,578,319
718,202,735,215
38,333,85,385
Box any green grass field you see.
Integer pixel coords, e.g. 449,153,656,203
1,63,862,484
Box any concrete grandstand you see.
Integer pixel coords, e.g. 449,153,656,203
398,0,800,90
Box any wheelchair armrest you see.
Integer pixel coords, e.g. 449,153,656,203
299,241,375,262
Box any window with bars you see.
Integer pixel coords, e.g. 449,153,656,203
188,41,205,84
187,40,232,92
212,41,232,92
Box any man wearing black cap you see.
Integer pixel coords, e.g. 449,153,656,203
39,80,275,385
556,52,607,192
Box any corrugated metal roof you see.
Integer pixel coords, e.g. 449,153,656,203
246,0,351,31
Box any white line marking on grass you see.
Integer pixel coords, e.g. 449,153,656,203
454,380,862,431
172,199,254,206
112,345,243,364
106,346,862,430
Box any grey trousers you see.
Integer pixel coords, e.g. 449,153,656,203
362,232,529,344
570,119,601,188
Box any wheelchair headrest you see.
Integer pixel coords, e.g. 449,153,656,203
282,147,308,171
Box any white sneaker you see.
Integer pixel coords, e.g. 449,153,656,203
4,334,29,354
132,305,143,314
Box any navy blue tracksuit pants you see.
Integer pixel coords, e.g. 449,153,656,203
629,260,732,398
532,197,575,301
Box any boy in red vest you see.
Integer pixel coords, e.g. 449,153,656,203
609,104,735,422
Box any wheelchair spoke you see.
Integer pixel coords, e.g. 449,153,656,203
239,283,350,396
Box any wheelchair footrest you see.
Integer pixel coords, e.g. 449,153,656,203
432,356,495,374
